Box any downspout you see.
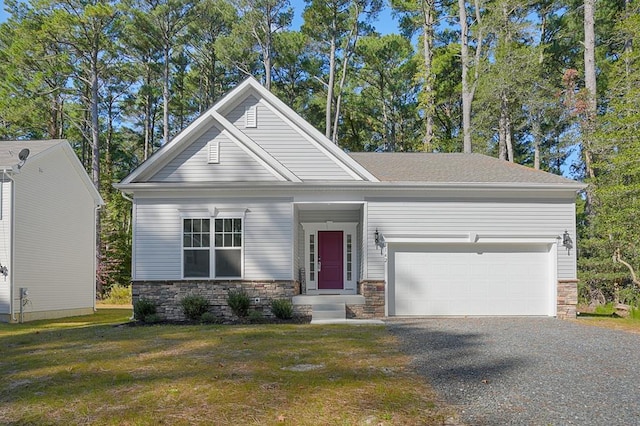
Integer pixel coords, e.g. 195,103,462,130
120,191,134,320
93,203,102,312
2,169,16,322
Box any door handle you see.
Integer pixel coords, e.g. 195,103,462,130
318,257,321,272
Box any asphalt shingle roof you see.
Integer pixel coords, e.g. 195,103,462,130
349,152,580,185
0,140,62,168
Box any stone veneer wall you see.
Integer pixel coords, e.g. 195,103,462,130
557,279,578,319
132,280,300,321
347,280,385,318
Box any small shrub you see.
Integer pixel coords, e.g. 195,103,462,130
134,298,157,322
102,284,132,305
248,309,264,323
271,299,293,320
629,306,640,321
594,302,616,316
144,313,162,324
180,295,209,321
200,312,220,324
227,289,250,317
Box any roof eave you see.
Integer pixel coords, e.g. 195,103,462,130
114,180,586,193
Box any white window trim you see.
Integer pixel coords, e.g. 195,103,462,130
180,208,248,280
301,222,358,294
213,216,244,280
181,217,212,280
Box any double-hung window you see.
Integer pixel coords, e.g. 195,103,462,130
214,218,242,277
183,218,211,278
182,216,243,278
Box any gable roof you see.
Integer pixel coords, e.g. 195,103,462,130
0,139,61,168
349,152,585,187
0,139,103,204
120,77,379,185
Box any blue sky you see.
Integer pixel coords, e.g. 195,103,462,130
0,0,400,33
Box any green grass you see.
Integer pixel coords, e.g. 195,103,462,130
0,310,453,425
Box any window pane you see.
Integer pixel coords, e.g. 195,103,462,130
193,234,201,247
202,234,210,247
224,218,232,232
233,219,242,232
184,219,192,232
224,234,232,247
184,249,210,277
215,234,223,247
216,249,241,277
215,219,223,232
233,234,241,247
193,219,201,232
202,219,210,232
183,235,192,247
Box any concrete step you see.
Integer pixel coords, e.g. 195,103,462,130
311,303,346,321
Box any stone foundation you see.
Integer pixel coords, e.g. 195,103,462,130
348,280,385,318
132,280,300,321
557,279,578,319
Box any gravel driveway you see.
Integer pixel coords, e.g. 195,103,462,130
386,318,640,425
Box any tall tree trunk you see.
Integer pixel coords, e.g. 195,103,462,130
532,114,541,170
458,0,472,153
90,46,102,297
331,10,360,145
498,92,507,160
163,45,170,145
326,34,336,139
422,0,435,151
583,0,596,180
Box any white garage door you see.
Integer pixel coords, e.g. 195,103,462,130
389,243,553,316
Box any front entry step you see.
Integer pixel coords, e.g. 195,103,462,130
311,303,346,322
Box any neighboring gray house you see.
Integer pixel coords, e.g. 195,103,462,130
116,77,585,321
0,140,103,322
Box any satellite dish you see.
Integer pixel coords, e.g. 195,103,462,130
18,148,30,162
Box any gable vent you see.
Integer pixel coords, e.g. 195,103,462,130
245,105,257,128
208,141,219,164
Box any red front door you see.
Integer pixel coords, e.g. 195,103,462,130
318,231,344,290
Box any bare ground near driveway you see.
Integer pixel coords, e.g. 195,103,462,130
386,318,640,426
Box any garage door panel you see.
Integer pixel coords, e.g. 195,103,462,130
391,243,552,316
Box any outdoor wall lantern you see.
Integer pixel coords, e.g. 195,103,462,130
561,230,573,255
374,228,384,254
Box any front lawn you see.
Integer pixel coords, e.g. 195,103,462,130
575,315,640,334
0,310,453,425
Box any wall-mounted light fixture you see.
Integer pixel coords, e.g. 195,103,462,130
374,228,384,255
560,230,573,255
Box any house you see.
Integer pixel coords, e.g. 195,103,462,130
0,140,103,322
116,77,585,321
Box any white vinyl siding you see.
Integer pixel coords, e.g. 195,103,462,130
226,96,356,181
12,147,97,315
0,180,11,314
366,199,577,281
134,198,293,281
150,126,278,182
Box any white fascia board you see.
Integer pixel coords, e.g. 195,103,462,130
210,111,300,182
114,180,585,194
